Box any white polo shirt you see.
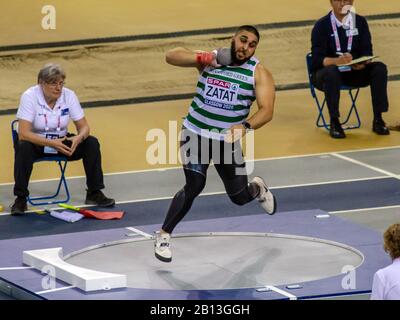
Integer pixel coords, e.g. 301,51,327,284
17,85,85,137
371,258,400,300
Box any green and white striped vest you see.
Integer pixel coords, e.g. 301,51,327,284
183,56,259,140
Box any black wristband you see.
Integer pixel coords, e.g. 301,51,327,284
242,121,252,130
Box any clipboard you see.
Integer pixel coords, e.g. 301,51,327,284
338,55,378,66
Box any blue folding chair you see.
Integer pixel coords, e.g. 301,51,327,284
11,120,70,206
306,53,361,131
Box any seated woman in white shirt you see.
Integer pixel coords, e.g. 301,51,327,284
11,63,115,215
371,223,400,300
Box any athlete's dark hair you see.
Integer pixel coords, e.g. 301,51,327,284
235,25,260,41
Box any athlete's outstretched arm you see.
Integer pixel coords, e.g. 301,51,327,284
165,47,198,67
165,47,220,71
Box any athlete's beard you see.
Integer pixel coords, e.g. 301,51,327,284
230,40,253,65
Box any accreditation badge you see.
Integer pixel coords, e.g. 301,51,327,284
44,133,59,154
338,65,352,72
346,28,359,37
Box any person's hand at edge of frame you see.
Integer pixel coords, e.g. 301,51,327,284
336,52,353,65
66,135,83,154
50,138,73,156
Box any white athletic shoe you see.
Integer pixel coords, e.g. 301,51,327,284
251,176,277,215
154,231,172,262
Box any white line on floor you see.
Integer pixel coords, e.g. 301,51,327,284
331,153,399,179
125,227,153,239
0,146,398,185
330,204,400,214
269,176,389,189
250,145,400,163
0,267,34,271
265,285,297,300
35,286,75,295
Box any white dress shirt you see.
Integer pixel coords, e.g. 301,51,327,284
371,258,400,300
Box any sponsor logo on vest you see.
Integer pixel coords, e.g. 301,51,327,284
207,78,231,89
205,77,239,104
212,69,249,82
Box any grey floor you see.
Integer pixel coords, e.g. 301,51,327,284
1,146,400,300
66,234,363,290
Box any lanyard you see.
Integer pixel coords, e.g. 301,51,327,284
42,106,61,132
330,12,353,53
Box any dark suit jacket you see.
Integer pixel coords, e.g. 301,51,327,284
311,12,373,72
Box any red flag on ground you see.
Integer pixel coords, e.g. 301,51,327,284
58,203,124,220
78,208,124,220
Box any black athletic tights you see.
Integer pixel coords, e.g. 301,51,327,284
161,166,259,234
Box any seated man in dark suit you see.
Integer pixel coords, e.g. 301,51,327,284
311,0,390,139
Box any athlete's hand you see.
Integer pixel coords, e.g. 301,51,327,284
196,51,221,68
225,124,246,143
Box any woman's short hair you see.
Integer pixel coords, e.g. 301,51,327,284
37,63,66,84
383,223,400,260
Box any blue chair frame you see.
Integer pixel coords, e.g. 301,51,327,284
306,53,361,131
11,120,70,206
